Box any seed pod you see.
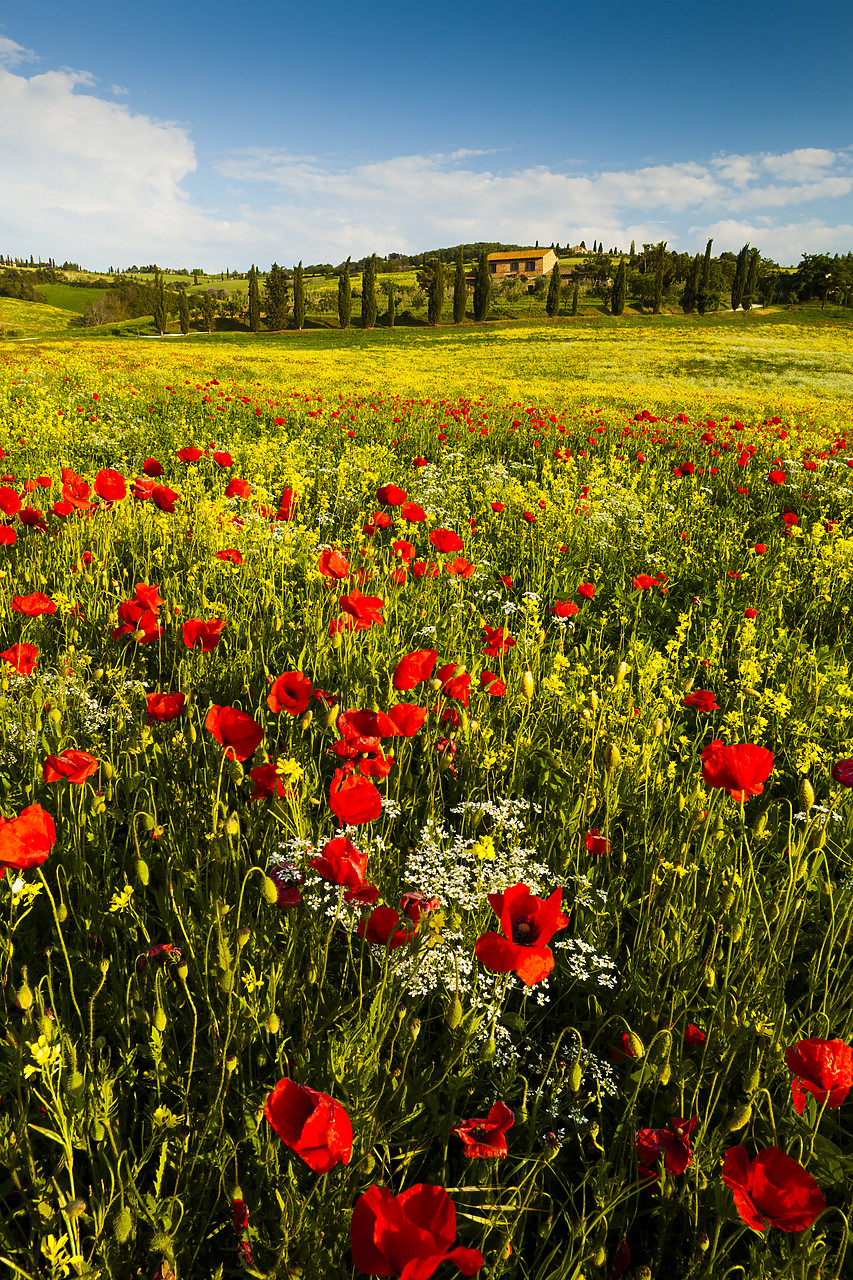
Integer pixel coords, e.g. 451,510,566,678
237,926,251,949
153,1006,167,1033
728,1101,752,1132
177,962,188,980
446,996,463,1029
604,743,621,772
136,859,149,886
408,1018,421,1045
225,1052,238,1073
113,1207,133,1244
266,1012,280,1034
798,778,815,812
520,671,535,701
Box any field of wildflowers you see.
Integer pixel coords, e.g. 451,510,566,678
0,326,852,1280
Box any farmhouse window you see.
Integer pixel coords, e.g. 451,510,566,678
526,259,535,270
510,261,519,271
489,263,497,273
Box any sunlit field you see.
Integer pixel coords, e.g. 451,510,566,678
0,322,852,1280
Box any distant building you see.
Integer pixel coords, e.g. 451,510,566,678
487,248,558,280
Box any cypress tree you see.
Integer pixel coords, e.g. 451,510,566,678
153,267,166,334
179,288,190,335
362,254,378,329
652,242,667,315
743,247,760,311
697,238,713,315
546,260,561,317
338,258,352,329
571,280,579,315
384,281,396,327
453,246,466,324
264,263,289,330
427,253,445,326
680,253,701,314
292,261,306,330
731,243,750,310
611,259,627,315
473,248,491,322
248,265,260,332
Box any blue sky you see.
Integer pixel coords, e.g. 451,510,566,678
1,0,851,269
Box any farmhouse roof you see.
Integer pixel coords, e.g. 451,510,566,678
487,249,547,261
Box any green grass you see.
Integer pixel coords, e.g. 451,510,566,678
35,284,111,314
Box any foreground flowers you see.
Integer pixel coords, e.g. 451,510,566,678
475,883,567,986
0,804,56,873
785,1038,853,1113
264,1078,352,1174
701,740,773,802
722,1146,825,1232
350,1184,482,1278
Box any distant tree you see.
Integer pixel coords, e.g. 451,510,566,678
362,254,377,329
383,280,396,327
153,268,167,334
652,242,667,314
200,292,216,333
179,288,190,335
264,263,289,330
697,238,713,314
680,253,701,314
742,247,760,311
473,248,491,322
611,258,627,315
580,240,586,251
571,280,580,315
248,265,261,332
338,258,352,329
629,239,636,263
453,246,466,323
731,243,750,310
292,261,306,330
546,260,561,317
427,253,445,326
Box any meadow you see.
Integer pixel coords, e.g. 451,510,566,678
0,314,851,1280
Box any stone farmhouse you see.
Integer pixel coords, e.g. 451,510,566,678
487,248,558,282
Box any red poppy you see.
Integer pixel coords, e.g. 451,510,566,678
142,458,164,477
12,593,56,616
445,556,474,578
337,708,398,746
399,890,440,923
479,670,506,696
264,1078,352,1174
61,471,92,509
636,1115,698,1176
94,469,126,501
205,705,263,762
450,1101,514,1159
393,649,437,691
475,883,568,986
310,836,367,888
430,528,464,554
329,769,382,825
248,762,287,801
339,589,385,629
701,740,773,802
585,828,610,855
318,548,350,579
831,759,853,787
357,905,417,949
683,690,720,713
412,560,440,579
151,485,179,513
215,548,244,565
268,864,302,907
112,599,162,645
177,447,204,463
632,575,657,590
350,1183,483,1279
684,1023,706,1045
744,608,758,619
1,643,38,675
278,487,298,520
20,507,47,528
377,484,407,505
401,500,426,522
435,664,471,707
43,750,99,785
754,543,767,554
146,692,186,724
212,450,233,467
785,1039,853,1114
225,477,251,499
481,625,515,656
182,618,226,652
266,671,312,715
722,1146,825,1233
0,487,22,517
386,703,427,737
0,803,56,872
577,583,596,598
0,526,16,545
768,470,787,485
550,601,578,617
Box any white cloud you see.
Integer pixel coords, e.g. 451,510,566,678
110,83,130,96
0,44,850,269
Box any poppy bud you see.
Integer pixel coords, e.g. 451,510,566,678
730,920,744,943
520,671,535,700
91,1118,105,1142
751,807,770,836
705,966,716,989
696,1232,709,1253
262,876,279,905
480,1034,496,1063
113,1207,133,1244
142,812,156,831
798,778,815,812
809,827,826,850
658,1062,672,1086
16,968,33,1012
224,814,240,838
653,718,664,737
150,1230,172,1254
592,1246,606,1267
727,1101,752,1131
742,1063,760,1093
677,791,686,812
627,1031,645,1059
266,1012,280,1034
153,1006,167,1032
604,743,621,772
408,1018,421,1044
136,859,149,886
65,1069,85,1098
588,691,599,711
615,661,629,688
300,709,313,731
177,962,188,980
187,724,197,744
446,996,463,1029
48,707,62,729
536,630,545,646
225,1053,238,1073
219,970,235,993
428,677,443,691
226,758,244,785
569,1060,583,1092
237,926,251,948
718,888,736,912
